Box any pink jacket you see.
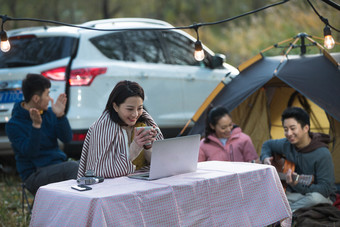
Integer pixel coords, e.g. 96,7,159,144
198,127,258,162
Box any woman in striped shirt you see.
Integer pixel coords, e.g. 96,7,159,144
77,80,163,178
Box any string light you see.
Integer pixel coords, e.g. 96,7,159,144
0,17,10,52
0,0,293,57
193,25,205,61
194,40,205,61
306,0,339,50
0,0,339,56
0,30,10,52
323,25,335,49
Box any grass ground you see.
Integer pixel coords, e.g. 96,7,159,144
0,172,34,227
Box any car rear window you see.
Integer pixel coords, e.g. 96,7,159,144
0,36,77,68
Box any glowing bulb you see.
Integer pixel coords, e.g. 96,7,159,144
324,35,335,49
1,39,10,52
0,30,10,52
194,49,205,61
323,25,335,50
194,40,205,61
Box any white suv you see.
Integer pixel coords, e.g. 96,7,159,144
0,18,238,158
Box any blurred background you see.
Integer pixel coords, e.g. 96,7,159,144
0,1,339,225
0,0,340,226
1,0,339,67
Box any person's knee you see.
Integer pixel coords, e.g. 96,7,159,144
24,177,39,196
306,192,330,204
63,161,79,179
286,192,304,202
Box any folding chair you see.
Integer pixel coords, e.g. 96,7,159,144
21,183,33,220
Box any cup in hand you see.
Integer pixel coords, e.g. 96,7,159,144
136,126,160,146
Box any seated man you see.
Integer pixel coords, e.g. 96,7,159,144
261,106,336,212
6,74,78,195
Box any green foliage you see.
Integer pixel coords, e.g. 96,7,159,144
0,0,339,66
201,2,340,66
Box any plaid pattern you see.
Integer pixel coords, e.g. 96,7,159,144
30,161,292,226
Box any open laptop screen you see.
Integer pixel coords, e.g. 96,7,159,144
128,134,200,180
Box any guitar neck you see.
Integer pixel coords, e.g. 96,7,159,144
278,172,296,182
277,172,313,186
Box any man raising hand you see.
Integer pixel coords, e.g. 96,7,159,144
6,74,78,195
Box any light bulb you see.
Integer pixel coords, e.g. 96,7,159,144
324,35,335,49
0,30,10,52
323,25,335,50
1,39,10,52
194,40,205,61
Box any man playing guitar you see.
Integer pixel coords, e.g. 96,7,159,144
261,107,336,212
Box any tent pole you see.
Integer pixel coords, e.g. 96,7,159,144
307,36,339,67
178,81,226,136
178,119,192,136
260,37,294,53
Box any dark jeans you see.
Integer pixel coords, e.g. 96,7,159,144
24,161,79,195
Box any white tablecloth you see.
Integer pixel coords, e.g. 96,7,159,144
30,161,292,226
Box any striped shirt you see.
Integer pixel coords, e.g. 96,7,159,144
77,110,163,178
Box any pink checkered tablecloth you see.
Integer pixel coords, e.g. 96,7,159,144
30,161,292,227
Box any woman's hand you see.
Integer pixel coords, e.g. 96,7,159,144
134,127,158,149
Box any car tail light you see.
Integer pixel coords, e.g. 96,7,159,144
41,67,107,86
41,67,67,81
70,67,107,86
72,133,87,141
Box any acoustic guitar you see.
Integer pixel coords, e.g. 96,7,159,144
271,153,314,190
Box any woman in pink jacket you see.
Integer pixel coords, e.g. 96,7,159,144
198,106,259,163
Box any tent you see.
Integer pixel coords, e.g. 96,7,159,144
181,34,340,183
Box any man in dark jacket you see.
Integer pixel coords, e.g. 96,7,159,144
261,107,336,212
6,74,78,195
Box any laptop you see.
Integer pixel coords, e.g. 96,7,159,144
128,134,200,180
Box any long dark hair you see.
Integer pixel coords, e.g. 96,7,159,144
204,105,231,143
105,80,145,126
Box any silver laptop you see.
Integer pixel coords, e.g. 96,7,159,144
128,134,200,180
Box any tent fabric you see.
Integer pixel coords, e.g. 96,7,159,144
329,116,340,185
190,56,280,135
275,54,340,122
188,52,340,183
230,89,270,152
268,87,330,139
190,53,340,136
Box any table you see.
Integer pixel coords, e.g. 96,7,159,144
30,161,292,227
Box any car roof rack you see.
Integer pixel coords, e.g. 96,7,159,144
7,26,50,35
81,18,173,28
